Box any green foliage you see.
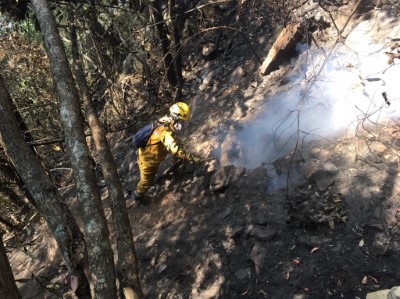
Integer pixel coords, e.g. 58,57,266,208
15,11,42,42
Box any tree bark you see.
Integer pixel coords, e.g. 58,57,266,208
0,75,90,297
169,0,184,101
0,233,22,299
69,10,143,299
151,0,177,86
30,0,118,298
0,155,26,208
86,2,116,79
0,97,40,209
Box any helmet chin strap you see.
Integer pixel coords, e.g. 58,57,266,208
170,112,179,120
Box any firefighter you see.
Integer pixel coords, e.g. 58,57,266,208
129,102,200,206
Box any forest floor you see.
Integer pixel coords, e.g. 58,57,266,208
5,0,400,298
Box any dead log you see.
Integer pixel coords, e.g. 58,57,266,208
259,23,303,76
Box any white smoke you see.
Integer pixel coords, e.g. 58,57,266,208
235,13,400,169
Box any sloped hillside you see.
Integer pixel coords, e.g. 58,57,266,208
117,0,400,298
5,0,400,298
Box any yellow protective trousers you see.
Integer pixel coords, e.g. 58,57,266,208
135,124,193,195
136,146,167,194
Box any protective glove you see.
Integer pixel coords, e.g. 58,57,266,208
192,156,201,165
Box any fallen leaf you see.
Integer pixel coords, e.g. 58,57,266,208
337,278,344,286
285,271,290,280
359,239,364,247
70,275,79,292
370,276,378,283
328,220,335,229
311,247,319,253
332,197,341,203
258,289,267,296
157,264,167,274
362,276,368,284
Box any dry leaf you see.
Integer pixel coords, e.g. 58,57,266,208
285,271,290,280
70,275,79,293
258,289,267,296
293,259,300,264
328,220,335,229
370,276,378,283
311,247,319,253
361,276,368,284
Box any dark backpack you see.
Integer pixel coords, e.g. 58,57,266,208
132,123,155,148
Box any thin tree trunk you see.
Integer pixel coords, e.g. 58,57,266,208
0,233,22,299
169,0,184,101
0,75,90,297
0,156,26,208
152,0,177,86
0,101,39,209
69,10,143,299
30,0,118,298
86,2,115,79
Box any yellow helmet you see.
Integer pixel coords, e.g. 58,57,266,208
169,102,190,121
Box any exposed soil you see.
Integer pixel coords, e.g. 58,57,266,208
5,1,400,298
117,122,400,299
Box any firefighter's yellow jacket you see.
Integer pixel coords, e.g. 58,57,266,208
136,120,195,195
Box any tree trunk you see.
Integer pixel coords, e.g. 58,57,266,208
30,0,118,298
69,10,143,299
169,0,184,101
0,155,27,208
86,2,115,79
0,101,39,210
0,233,22,299
152,0,177,86
0,75,90,297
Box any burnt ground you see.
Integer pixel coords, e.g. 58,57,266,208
117,121,400,299
5,0,400,298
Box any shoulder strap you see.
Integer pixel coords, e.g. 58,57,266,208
143,123,159,147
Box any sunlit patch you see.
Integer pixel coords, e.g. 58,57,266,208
160,192,176,206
